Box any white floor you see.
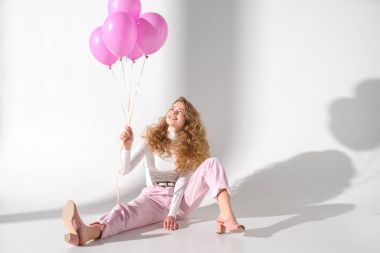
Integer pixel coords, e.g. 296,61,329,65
1,182,379,253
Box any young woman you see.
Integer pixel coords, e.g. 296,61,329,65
62,96,245,246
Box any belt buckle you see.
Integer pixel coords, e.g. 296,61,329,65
157,182,175,188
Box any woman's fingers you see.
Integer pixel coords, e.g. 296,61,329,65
125,125,133,133
163,219,171,230
125,129,133,137
169,220,173,229
163,219,168,229
170,222,178,230
169,220,178,230
120,126,133,150
162,217,178,231
121,128,133,139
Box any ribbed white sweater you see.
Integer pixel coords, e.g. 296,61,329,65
120,129,193,218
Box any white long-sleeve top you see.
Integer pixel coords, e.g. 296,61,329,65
119,130,193,218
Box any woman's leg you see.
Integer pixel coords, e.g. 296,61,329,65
91,189,170,239
216,188,237,221
177,157,244,232
63,187,170,245
177,157,235,219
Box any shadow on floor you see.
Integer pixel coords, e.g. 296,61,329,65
184,149,356,238
0,149,356,240
76,223,169,249
0,185,144,224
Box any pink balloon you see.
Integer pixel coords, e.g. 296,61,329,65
136,12,168,55
102,12,137,58
108,0,141,20
127,44,144,61
89,26,118,67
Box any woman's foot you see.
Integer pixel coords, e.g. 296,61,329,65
216,213,245,234
62,200,100,246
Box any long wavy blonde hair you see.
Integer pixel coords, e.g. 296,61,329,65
143,96,210,173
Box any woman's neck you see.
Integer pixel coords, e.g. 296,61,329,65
167,127,177,141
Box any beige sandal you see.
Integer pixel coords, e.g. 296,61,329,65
62,200,83,246
216,217,245,234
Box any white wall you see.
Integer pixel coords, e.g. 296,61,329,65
1,0,379,218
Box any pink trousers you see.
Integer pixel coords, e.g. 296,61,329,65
93,157,231,239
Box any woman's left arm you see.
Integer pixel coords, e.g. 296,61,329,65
162,171,193,230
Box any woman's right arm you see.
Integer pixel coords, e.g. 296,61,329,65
119,125,146,175
119,141,147,175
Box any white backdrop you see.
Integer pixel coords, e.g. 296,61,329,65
1,0,380,221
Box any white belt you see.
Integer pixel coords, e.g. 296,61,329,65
155,182,175,187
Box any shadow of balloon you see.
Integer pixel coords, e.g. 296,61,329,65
329,79,380,150
182,150,356,237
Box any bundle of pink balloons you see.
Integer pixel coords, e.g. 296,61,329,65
89,0,168,67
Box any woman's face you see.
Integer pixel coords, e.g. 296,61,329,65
166,101,186,132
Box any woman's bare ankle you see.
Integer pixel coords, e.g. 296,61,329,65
76,224,100,245
89,223,104,239
217,212,236,221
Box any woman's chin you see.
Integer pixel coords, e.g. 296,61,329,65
166,119,176,125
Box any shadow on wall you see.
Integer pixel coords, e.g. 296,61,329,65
329,79,380,150
181,0,239,159
191,150,356,237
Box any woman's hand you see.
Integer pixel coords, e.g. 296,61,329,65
120,125,133,150
162,216,179,231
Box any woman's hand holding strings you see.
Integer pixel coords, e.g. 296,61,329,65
120,125,133,150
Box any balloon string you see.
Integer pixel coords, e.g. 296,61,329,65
128,55,148,126
127,60,134,123
114,56,148,204
120,58,131,124
120,58,127,84
112,63,129,205
117,143,124,204
111,67,128,122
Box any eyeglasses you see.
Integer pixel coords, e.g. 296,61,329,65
168,107,185,116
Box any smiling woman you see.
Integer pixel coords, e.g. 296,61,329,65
62,96,245,246
144,97,210,174
167,103,186,130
